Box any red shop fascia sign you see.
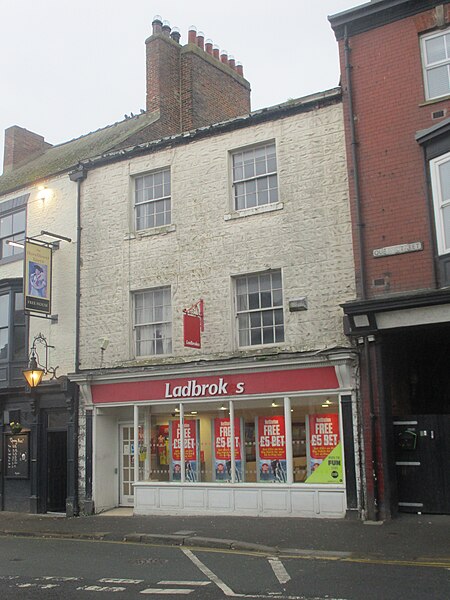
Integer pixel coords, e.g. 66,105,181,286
91,366,340,404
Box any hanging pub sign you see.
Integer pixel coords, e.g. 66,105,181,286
183,299,204,348
24,240,52,315
305,413,343,484
169,419,200,482
5,433,30,479
212,417,244,482
255,415,287,482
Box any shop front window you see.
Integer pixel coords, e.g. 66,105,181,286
291,397,343,485
134,396,343,486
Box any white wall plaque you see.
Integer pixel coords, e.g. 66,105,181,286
373,241,423,258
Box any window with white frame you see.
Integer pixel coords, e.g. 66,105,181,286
232,143,278,210
133,287,172,356
421,28,450,100
430,151,450,256
235,270,284,347
0,208,25,261
134,168,171,231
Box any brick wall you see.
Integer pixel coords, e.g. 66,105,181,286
180,46,251,131
142,21,251,142
3,126,52,173
339,5,450,298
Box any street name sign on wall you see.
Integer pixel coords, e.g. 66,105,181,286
373,241,423,258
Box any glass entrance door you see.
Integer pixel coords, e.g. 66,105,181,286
119,424,137,506
119,424,145,505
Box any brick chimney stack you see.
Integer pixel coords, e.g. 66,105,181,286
3,126,52,174
145,17,251,137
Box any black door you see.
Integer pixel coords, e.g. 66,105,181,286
393,415,450,514
47,431,67,512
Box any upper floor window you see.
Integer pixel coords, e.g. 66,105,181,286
133,287,172,356
421,28,450,100
134,168,171,231
235,270,284,347
0,208,25,261
0,288,25,362
0,294,9,360
232,143,278,211
430,151,450,256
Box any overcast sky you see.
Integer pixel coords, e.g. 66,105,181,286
0,0,365,175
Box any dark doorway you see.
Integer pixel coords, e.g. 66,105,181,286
393,415,450,514
47,431,67,512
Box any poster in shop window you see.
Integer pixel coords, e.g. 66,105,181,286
305,413,343,484
169,419,200,482
255,415,287,482
156,424,169,466
212,418,244,482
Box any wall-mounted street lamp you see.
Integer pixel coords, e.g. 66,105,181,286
22,333,58,388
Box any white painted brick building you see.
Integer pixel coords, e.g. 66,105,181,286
74,89,360,519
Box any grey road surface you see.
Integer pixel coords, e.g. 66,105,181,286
0,536,449,599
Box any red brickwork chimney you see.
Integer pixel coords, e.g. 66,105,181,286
145,16,183,137
3,125,52,174
145,17,251,137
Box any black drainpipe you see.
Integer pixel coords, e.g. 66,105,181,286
344,26,379,521
69,166,87,373
68,166,87,516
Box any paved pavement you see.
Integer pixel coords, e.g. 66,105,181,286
0,509,448,562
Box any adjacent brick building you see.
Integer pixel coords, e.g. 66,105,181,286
330,0,450,519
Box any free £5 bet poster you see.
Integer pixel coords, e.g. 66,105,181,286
306,413,343,484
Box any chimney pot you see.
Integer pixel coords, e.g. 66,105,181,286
205,39,213,55
236,62,244,76
220,50,228,65
162,20,171,36
213,44,220,59
152,15,163,34
197,31,205,50
228,55,236,70
188,26,197,44
170,26,181,43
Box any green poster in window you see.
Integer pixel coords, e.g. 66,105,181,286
305,442,343,484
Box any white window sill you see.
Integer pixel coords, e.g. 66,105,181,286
124,224,176,240
224,202,283,221
419,93,450,107
237,342,285,352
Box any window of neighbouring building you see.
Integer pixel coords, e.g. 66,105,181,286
0,293,9,360
0,207,26,262
421,28,450,101
430,151,450,256
13,292,26,360
134,168,171,231
235,270,284,347
133,287,172,356
0,285,26,366
232,142,278,211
